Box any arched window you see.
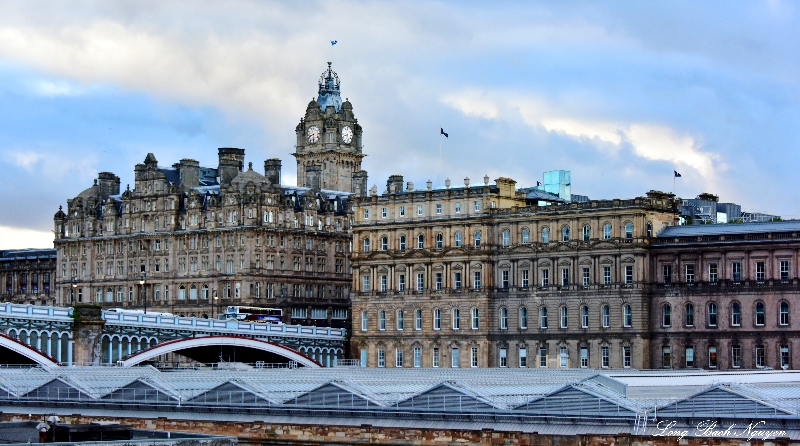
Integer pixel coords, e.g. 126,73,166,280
521,228,530,244
541,227,549,244
189,284,197,300
603,223,612,239
178,285,186,300
363,237,370,252
540,307,548,328
474,231,482,247
501,229,510,246
560,306,568,328
500,307,508,329
708,303,718,326
471,308,479,329
399,235,406,251
452,308,460,329
381,236,388,251
731,302,741,326
583,225,591,241
755,301,766,326
435,233,443,249
602,305,610,327
519,307,528,329
417,234,424,249
396,309,404,330
562,226,570,242
780,301,790,325
454,231,462,247
623,304,632,327
581,305,589,328
662,304,671,327
624,222,633,239
685,303,694,326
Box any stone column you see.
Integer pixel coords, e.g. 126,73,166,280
71,304,106,366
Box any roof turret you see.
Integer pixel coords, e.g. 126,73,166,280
316,62,342,112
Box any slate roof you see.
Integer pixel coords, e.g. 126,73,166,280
657,220,800,237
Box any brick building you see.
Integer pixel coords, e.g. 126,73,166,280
1,249,56,305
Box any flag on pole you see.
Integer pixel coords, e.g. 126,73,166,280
331,40,338,46
440,128,448,138
536,181,542,186
674,170,682,178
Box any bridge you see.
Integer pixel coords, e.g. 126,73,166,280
0,303,347,368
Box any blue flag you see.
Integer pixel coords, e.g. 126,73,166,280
674,170,681,178
440,128,448,138
331,40,338,46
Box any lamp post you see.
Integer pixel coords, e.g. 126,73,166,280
70,277,77,304
139,273,147,314
211,290,218,319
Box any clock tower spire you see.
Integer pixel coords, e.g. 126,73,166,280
293,62,367,195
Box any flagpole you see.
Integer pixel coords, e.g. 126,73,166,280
439,137,442,188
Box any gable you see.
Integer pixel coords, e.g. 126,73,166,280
396,383,495,412
516,385,636,417
286,382,380,408
186,381,273,405
102,379,176,403
657,386,793,419
23,378,93,400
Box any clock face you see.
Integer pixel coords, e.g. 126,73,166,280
341,126,353,144
306,125,320,144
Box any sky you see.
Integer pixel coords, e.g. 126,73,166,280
0,1,798,249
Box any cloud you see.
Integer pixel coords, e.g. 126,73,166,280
0,225,52,249
30,80,84,97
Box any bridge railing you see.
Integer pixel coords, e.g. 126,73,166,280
0,302,72,321
103,312,347,339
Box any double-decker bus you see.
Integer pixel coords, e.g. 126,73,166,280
222,306,283,324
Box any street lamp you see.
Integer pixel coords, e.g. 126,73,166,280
70,277,77,304
211,290,218,319
139,273,147,314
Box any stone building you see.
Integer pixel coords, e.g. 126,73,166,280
649,221,800,370
349,175,679,369
52,63,364,329
1,249,57,305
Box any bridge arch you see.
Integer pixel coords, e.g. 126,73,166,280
0,333,59,366
118,336,322,368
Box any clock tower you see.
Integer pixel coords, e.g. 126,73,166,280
293,62,367,195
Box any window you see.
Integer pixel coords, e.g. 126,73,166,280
756,261,765,281
361,311,368,331
541,269,549,287
363,208,369,220
623,304,632,327
624,222,633,239
709,263,718,283
454,272,462,290
521,270,529,288
561,226,570,241
522,228,530,243
377,349,385,368
541,227,549,243
732,262,741,281
731,302,741,326
451,348,459,368
601,346,609,368
499,348,507,367
396,310,404,330
780,301,790,325
781,345,790,368
474,201,481,212
560,306,568,328
561,268,569,287
381,237,388,251
708,347,717,368
396,349,403,368
379,310,386,331
454,232,462,247
455,202,461,213
473,271,481,290
540,307,548,328
433,308,441,330
662,304,671,327
399,235,406,251
603,223,611,240
435,233,443,249
539,347,547,367
686,347,695,367
474,231,481,247
708,303,717,326
755,346,765,368
582,225,590,241
756,301,765,326
417,205,423,216
580,347,588,368
624,265,633,284
603,266,611,285
412,308,421,330
435,272,442,290
417,234,424,249
602,305,610,327
559,346,567,367
398,274,406,291
501,270,509,289
731,345,742,368
582,268,590,286
663,265,672,283
361,275,370,292
781,260,790,280
380,275,387,293
519,307,528,329
580,306,589,328
416,273,424,291
471,348,479,368
685,303,694,326
622,346,631,368
519,348,527,368
500,307,508,329
685,264,695,283
662,346,671,368
471,308,479,329
452,308,460,329
433,348,440,368
501,229,510,246
381,207,387,218
399,206,405,217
